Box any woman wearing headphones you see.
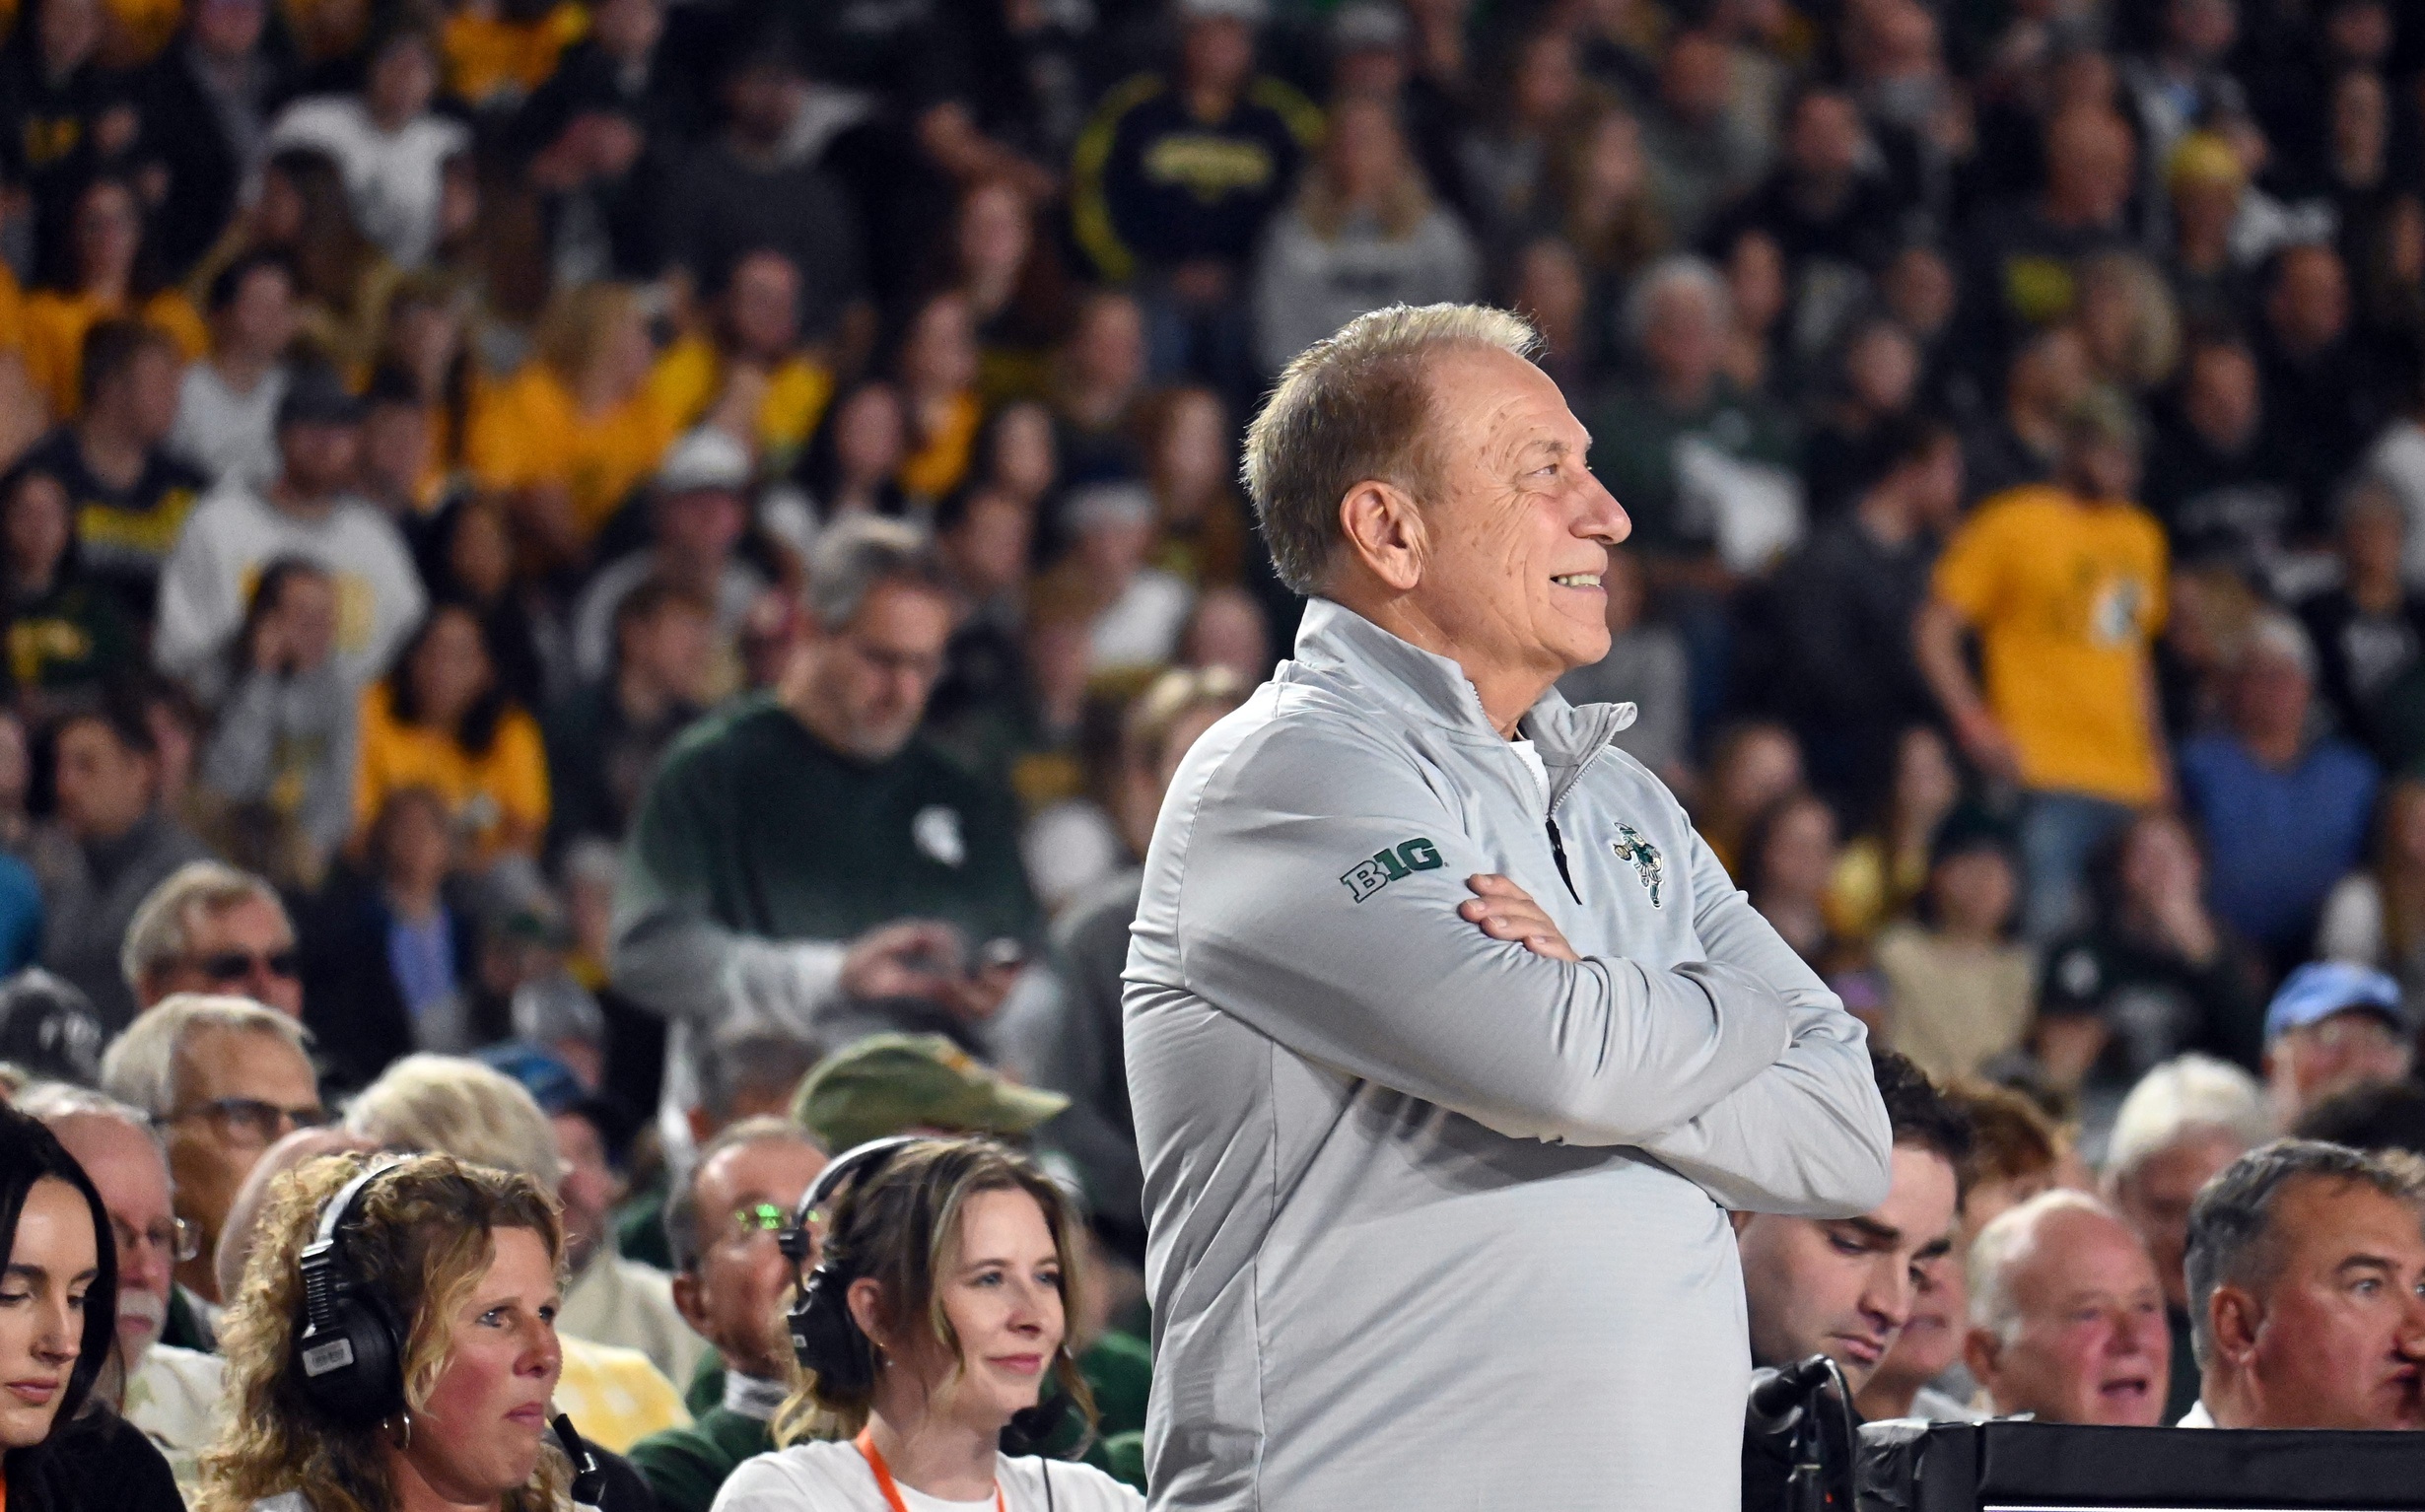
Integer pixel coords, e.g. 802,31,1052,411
0,1106,183,1512
716,1136,1142,1512
196,1149,585,1512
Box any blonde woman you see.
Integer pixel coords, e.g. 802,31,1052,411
715,1137,1140,1511
197,1149,584,1512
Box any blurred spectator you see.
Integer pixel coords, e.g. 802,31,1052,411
1053,481,1192,677
1801,318,1923,519
2104,1053,2273,1423
2162,132,2255,331
1697,719,1803,875
192,557,354,883
140,0,285,281
1051,289,1149,485
1556,545,1689,785
2119,0,2244,204
2144,334,2293,565
167,252,297,490
118,859,300,1021
1249,96,1477,377
0,461,138,711
788,1031,1067,1155
1708,86,1905,360
1828,724,1960,952
1739,789,1846,972
1459,25,1596,244
2317,777,2425,1000
1715,228,1787,397
1070,0,1316,386
2300,479,2425,751
30,699,211,1026
99,991,320,1308
1537,103,1665,342
364,276,470,508
2255,242,2384,535
2365,361,2425,585
893,290,986,507
613,517,1040,1125
646,248,829,479
192,149,396,375
570,427,764,685
1964,1190,2171,1425
1138,386,1251,592
548,577,714,854
0,0,151,277
298,784,473,1080
0,970,100,1084
949,178,1076,405
351,601,550,864
1961,105,2137,366
513,0,668,288
21,178,208,423
155,364,425,703
9,318,204,618
1961,326,2091,506
791,379,908,531
1874,809,2032,1085
356,366,447,525
264,20,470,268
416,494,547,713
1634,29,1768,245
2260,961,2412,1132
1919,393,2169,941
2297,1080,2425,1158
2181,1139,2425,1428
2075,252,2181,406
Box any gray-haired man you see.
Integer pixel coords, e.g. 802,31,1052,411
1126,305,1891,1510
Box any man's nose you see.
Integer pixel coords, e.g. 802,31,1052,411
1578,472,1631,546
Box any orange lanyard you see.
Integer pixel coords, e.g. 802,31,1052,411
856,1426,1007,1512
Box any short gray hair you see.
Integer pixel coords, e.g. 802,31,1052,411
696,1022,825,1125
1622,254,1731,355
98,993,313,1119
804,515,948,631
2183,1138,2425,1367
13,1081,158,1145
1968,1189,2132,1343
344,1053,564,1188
2106,1054,2272,1180
120,860,289,996
664,1114,824,1272
1242,302,1540,595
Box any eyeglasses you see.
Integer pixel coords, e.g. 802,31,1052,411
161,1096,327,1146
722,1202,792,1250
186,948,301,984
110,1214,199,1264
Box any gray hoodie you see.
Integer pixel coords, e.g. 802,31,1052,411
1125,598,1893,1510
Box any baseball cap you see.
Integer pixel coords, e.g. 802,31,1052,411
2264,961,2407,1044
276,362,365,429
658,426,754,496
790,1033,1070,1153
0,970,104,1087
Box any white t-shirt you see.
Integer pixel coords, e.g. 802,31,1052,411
171,363,287,489
266,97,470,266
712,1440,1143,1512
1508,736,1551,810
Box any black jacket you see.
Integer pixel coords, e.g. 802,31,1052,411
1,1408,182,1512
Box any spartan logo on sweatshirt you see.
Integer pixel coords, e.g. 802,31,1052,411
912,805,966,867
1341,837,1443,902
1612,824,1664,908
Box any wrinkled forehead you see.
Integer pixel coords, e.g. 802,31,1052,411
1427,346,1587,473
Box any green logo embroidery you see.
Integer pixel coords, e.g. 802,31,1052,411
1613,824,1664,908
1341,837,1444,902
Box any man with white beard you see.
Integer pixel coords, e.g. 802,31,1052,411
18,1083,225,1495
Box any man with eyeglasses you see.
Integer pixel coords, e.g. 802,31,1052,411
100,993,323,1322
629,1116,830,1512
18,1082,228,1496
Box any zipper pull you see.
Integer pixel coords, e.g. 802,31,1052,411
1544,816,1582,905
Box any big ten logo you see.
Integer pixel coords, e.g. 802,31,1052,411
1340,836,1444,903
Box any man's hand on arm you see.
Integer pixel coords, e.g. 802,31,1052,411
1457,874,1578,961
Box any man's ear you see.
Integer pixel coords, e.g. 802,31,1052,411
2209,1283,2259,1365
671,1268,708,1334
1962,1327,2001,1398
1337,479,1426,593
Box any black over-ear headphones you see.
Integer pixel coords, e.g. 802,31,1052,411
782,1135,923,1393
294,1156,411,1426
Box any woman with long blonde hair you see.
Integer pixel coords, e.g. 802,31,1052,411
197,1150,583,1512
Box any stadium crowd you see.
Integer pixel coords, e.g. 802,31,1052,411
1,0,2424,1503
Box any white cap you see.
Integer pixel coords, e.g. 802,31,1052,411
658,427,754,496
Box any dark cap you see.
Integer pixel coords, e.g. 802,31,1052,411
0,970,105,1087
277,363,365,429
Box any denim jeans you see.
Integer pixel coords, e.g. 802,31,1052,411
2020,790,2139,942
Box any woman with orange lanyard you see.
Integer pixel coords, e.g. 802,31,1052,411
715,1137,1141,1512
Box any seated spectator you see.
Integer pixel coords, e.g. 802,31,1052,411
1739,789,1849,972
2104,1054,2275,1423
2143,335,2294,566
612,517,1042,1117
0,1104,184,1512
628,1117,831,1512
1135,387,1248,591
141,0,286,282
8,319,206,618
99,993,321,1313
1051,482,1192,677
190,149,399,378
1554,546,1690,786
1951,1082,2063,1233
648,248,832,478
193,560,352,885
265,19,471,268
19,177,208,423
197,1148,581,1505
893,292,987,509
1874,809,2033,1086
2302,480,2425,755
2255,242,2386,536
2261,962,2413,1133
154,365,427,704
790,1033,1067,1155
949,179,1078,405
1964,1191,2171,1425
789,379,909,537
1457,25,1597,244
1801,318,1925,519
1696,720,1804,877
466,280,678,563
1716,228,1788,397
1632,29,1768,245
341,1053,692,1451
2180,614,2379,969
1960,326,2091,508
2180,1139,2425,1428
29,700,212,1027
2319,778,2425,1001
571,428,765,686
299,786,475,1077
1738,1051,1968,1506
1918,391,2168,942
1049,290,1148,485
2074,252,2180,407
2163,132,2256,331
415,495,547,714
611,1022,829,1270
356,366,450,527
20,1083,226,1492
1826,725,1960,952
1959,105,2136,372
0,461,138,714
168,252,298,490
1248,96,1478,377
351,602,551,865
548,578,715,854
0,0,150,279
119,859,303,1019
716,1135,1143,1509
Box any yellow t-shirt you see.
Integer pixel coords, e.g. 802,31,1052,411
465,365,677,541
0,263,25,353
897,389,983,503
20,288,209,419
1932,485,2170,804
352,681,550,859
644,334,834,474
555,1335,690,1454
443,1,588,106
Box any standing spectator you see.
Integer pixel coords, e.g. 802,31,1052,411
547,578,715,855
2260,962,2413,1134
0,462,138,711
9,319,206,618
20,180,207,423
139,0,286,280
2178,613,2379,969
264,19,470,267
1961,326,2092,507
570,428,765,685
166,252,297,490
2301,480,2425,752
351,602,551,866
1633,30,1770,246
1918,393,2170,941
153,364,425,704
2255,243,2384,535
1960,106,2138,368
2143,334,2294,565
1963,1191,2172,1425
647,249,831,478
1070,0,1317,386
1249,96,1477,377
30,700,211,1028
192,557,355,885
1874,810,2034,1085
2317,777,2425,1002
1555,546,1691,786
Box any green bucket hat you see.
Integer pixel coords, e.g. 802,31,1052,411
790,1033,1070,1152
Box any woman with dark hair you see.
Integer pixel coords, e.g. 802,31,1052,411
351,601,549,864
197,557,357,886
794,380,910,527
187,149,401,377
0,462,136,712
19,174,208,418
724,1136,1141,1511
413,496,551,714
0,1103,184,1511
